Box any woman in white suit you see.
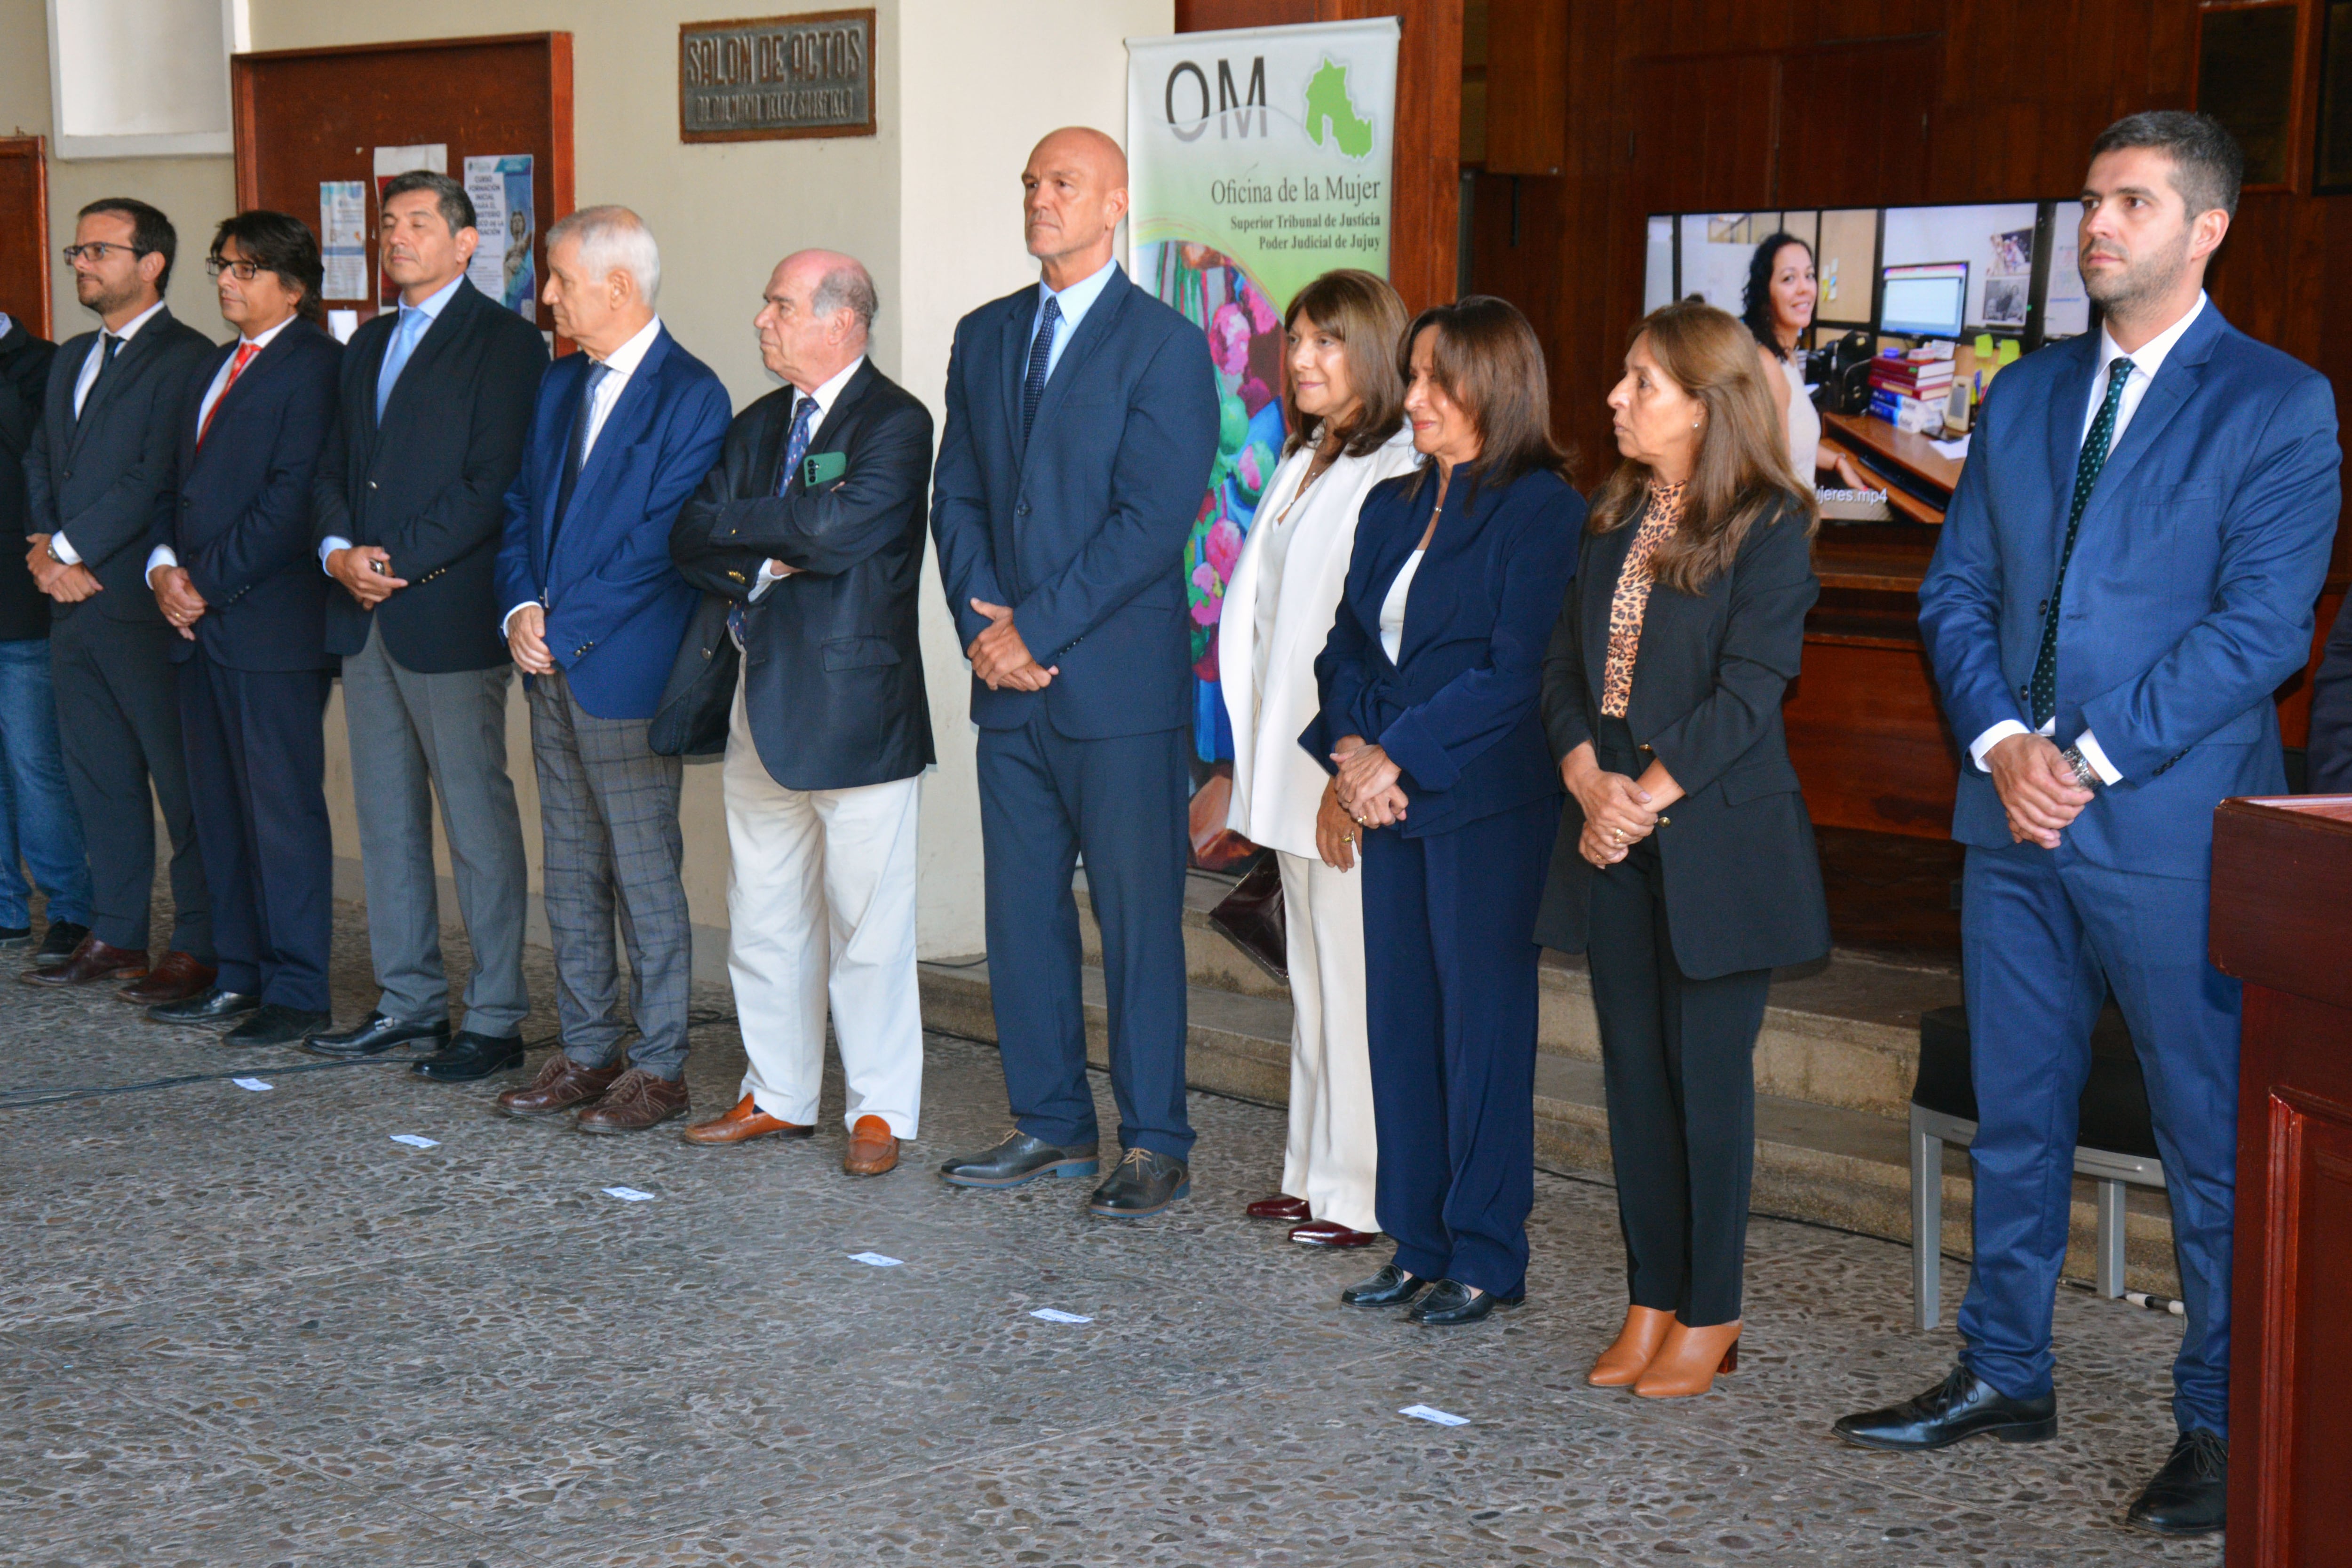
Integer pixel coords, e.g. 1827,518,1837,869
1220,269,1419,1249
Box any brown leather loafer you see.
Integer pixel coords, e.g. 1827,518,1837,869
843,1114,899,1177
1290,1219,1381,1248
20,936,148,988
681,1092,814,1146
116,951,219,1005
495,1054,623,1120
1247,1194,1311,1222
576,1068,690,1134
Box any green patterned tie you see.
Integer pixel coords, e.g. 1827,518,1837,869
2028,357,2134,730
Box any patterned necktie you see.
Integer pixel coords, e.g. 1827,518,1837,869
552,361,612,538
733,393,824,645
374,307,429,419
2028,356,2135,729
198,342,261,447
1022,294,1062,446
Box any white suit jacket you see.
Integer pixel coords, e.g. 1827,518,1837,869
1218,424,1422,857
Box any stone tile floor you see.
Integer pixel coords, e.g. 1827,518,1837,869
1,907,2220,1567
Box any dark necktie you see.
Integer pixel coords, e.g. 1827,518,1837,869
1022,295,1061,446
551,361,612,544
2028,356,2134,729
79,333,123,422
732,393,823,645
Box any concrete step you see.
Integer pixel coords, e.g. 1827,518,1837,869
917,956,2183,1299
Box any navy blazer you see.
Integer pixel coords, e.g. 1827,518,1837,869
24,307,215,627
929,265,1220,739
313,279,548,673
152,318,342,672
1919,302,2342,876
494,325,731,721
1307,465,1583,839
0,319,58,640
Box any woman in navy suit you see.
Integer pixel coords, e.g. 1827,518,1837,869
1308,296,1584,1326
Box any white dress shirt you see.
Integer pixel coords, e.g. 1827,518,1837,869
146,315,299,584
1965,290,2210,787
50,298,170,566
502,316,667,635
748,353,867,602
319,272,467,571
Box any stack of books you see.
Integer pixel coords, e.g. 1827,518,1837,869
1868,350,1955,434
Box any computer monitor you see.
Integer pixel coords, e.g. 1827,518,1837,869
1880,262,1969,340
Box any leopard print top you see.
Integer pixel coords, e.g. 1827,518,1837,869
1600,480,1687,719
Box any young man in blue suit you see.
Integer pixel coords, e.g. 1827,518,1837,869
930,127,1220,1218
144,212,342,1046
1837,113,2343,1538
490,207,730,1135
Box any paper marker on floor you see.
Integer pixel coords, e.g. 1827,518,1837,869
232,1078,272,1092
1399,1404,1470,1427
849,1252,903,1267
1030,1308,1092,1325
602,1186,656,1202
389,1135,440,1149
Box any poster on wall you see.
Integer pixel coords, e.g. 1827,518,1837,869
373,144,448,307
318,180,368,301
463,154,537,318
1126,19,1398,859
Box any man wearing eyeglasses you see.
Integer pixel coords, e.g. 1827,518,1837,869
18,199,216,1001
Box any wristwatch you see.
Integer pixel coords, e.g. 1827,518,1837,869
2058,744,2100,791
44,540,64,565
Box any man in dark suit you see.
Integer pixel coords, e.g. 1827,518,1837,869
486,207,728,1133
303,170,548,1079
929,128,1219,1218
1840,114,2343,1538
143,212,342,1047
19,198,216,1000
670,249,935,1177
0,310,94,964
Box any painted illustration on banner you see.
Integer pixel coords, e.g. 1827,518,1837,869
1127,19,1398,848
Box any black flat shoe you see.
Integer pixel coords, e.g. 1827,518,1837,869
31,921,88,967
1340,1263,1430,1307
1834,1365,2058,1451
410,1031,526,1082
225,1004,334,1048
0,925,30,948
146,986,262,1026
302,1011,450,1059
1085,1147,1190,1218
1407,1279,1524,1326
2126,1429,2226,1536
938,1130,1101,1188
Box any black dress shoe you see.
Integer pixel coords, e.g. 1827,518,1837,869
1834,1365,2058,1451
1340,1263,1431,1307
31,921,89,967
938,1130,1101,1188
1408,1278,1524,1326
225,1004,335,1048
2126,1429,2226,1536
410,1031,527,1082
0,924,30,948
146,987,261,1027
302,1011,450,1059
1086,1147,1190,1218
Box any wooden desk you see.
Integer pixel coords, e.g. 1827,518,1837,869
1822,411,1962,525
2211,796,2352,1568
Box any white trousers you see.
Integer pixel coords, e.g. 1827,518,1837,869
723,680,923,1137
1276,848,1379,1233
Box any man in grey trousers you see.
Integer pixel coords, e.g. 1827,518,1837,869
304,170,549,1080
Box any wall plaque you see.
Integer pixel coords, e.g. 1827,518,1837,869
679,9,876,143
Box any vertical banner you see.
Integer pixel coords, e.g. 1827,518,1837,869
1126,19,1398,811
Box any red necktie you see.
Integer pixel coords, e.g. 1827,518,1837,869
197,341,261,447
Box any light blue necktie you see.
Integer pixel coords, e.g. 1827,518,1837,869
374,307,429,420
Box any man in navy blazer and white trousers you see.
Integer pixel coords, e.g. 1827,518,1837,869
144,212,342,1049
490,207,729,1135
1838,114,2342,1539
930,127,1219,1218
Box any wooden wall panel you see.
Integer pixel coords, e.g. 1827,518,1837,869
0,138,48,340
1483,0,1568,175
1777,37,1940,209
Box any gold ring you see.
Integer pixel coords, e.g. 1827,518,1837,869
1613,828,1624,844
1342,832,1355,843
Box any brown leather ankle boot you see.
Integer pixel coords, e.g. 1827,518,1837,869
1633,1319,1742,1399
1589,1305,1677,1387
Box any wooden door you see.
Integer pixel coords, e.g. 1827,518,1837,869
0,137,49,339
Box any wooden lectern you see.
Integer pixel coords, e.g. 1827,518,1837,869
2210,796,2352,1568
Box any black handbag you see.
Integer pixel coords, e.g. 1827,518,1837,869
1207,853,1287,984
647,592,739,758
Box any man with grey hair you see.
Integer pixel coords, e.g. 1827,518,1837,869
490,205,729,1133
669,250,934,1178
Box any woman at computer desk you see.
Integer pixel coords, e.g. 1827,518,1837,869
1741,233,1869,493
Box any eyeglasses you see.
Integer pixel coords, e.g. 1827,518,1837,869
63,242,141,264
206,258,264,281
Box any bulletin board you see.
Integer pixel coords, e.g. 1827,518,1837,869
0,136,48,338
230,33,574,337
